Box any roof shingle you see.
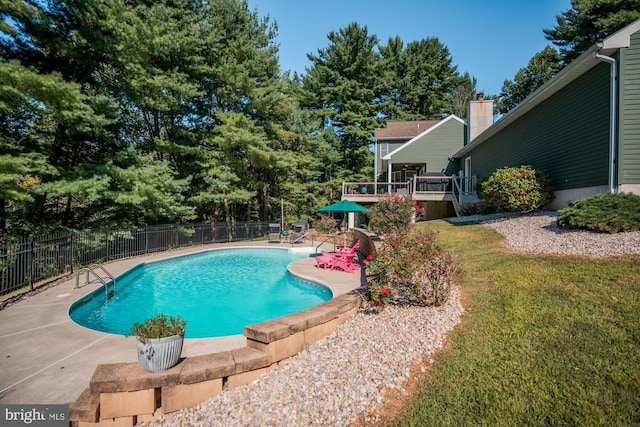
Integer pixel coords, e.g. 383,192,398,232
375,120,440,139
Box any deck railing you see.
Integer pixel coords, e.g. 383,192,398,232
342,175,476,208
0,222,271,297
343,175,476,198
343,181,412,196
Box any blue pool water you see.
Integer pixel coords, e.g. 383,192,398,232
69,248,332,338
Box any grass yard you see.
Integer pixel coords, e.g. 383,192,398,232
391,220,640,426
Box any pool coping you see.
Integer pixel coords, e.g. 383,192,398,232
0,240,364,408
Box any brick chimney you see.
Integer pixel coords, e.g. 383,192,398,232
467,92,493,142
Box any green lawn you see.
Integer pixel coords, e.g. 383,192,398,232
391,221,640,426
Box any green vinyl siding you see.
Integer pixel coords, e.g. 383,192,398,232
376,140,406,175
387,119,464,173
619,31,640,185
465,62,611,191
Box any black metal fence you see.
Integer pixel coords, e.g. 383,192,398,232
1,221,271,297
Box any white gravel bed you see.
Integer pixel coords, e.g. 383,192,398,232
451,210,640,258
144,287,464,427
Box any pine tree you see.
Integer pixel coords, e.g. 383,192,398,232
544,0,640,63
301,23,385,177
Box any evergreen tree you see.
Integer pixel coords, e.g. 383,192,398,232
301,23,385,177
497,46,562,114
389,37,460,119
1,0,306,234
544,0,640,63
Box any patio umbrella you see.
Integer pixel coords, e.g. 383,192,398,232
316,200,369,213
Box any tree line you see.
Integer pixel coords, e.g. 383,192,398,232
1,0,637,239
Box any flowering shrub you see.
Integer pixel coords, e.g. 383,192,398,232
367,195,424,235
131,313,187,340
369,283,393,307
315,215,338,234
366,227,456,307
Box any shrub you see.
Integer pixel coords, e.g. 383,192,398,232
367,195,424,235
131,313,186,340
366,227,457,307
315,215,337,234
481,165,554,213
458,201,495,216
557,192,640,233
369,283,393,307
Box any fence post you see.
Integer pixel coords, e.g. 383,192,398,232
28,234,34,291
69,230,74,274
105,227,110,262
145,224,149,254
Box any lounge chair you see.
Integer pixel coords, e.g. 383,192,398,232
268,223,281,243
329,253,359,273
290,219,309,244
315,251,337,270
314,244,360,273
336,239,360,258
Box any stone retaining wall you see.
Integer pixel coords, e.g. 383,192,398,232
69,293,361,427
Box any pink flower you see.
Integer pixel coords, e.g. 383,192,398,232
391,241,397,247
382,287,389,295
366,254,374,261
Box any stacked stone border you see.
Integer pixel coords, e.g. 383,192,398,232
68,293,361,427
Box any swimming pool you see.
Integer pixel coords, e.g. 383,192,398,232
69,248,332,338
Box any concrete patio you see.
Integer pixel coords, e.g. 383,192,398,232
0,240,363,405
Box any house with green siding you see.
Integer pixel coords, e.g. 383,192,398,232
374,115,465,183
453,18,640,210
344,113,484,219
343,18,640,219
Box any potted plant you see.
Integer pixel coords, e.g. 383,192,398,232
339,220,348,232
131,313,186,372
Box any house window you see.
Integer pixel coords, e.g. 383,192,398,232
380,143,388,157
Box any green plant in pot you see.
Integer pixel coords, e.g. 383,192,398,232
131,313,186,372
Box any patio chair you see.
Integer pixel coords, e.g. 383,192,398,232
268,223,281,243
329,252,360,273
315,251,337,270
336,239,360,257
290,219,309,244
314,244,360,273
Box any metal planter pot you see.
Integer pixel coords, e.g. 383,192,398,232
136,333,184,373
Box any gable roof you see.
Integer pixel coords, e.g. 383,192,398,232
375,120,440,140
382,115,465,160
454,17,640,158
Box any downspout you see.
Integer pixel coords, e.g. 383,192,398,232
594,46,618,193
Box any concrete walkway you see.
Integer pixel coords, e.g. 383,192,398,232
0,241,363,405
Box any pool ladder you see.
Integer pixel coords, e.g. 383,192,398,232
75,264,116,301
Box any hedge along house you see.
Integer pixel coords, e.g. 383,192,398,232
374,115,467,218
453,18,640,210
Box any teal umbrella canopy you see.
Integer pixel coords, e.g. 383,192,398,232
317,200,369,213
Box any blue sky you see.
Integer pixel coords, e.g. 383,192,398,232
247,0,572,96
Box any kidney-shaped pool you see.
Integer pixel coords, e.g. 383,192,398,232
69,248,332,338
